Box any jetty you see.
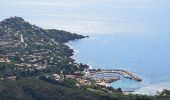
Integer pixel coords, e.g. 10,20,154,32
89,69,142,82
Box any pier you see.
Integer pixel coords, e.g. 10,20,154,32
89,69,142,82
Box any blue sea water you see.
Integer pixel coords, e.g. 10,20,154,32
1,0,170,95
69,33,170,95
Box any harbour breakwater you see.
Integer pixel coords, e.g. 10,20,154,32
89,69,142,83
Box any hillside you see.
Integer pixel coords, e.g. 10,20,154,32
0,17,169,100
0,78,170,100
0,17,88,78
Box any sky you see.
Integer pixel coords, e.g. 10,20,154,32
0,0,170,35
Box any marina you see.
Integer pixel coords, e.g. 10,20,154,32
89,69,142,83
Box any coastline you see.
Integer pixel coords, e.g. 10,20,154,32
65,37,143,88
66,35,170,96
64,42,80,63
65,41,93,69
65,35,160,96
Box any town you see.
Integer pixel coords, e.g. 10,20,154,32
0,16,142,89
0,31,142,89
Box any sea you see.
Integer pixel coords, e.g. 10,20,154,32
1,0,170,95
68,33,170,95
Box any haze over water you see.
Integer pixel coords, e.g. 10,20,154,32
1,0,170,95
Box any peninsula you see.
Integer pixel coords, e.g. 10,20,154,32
0,17,169,100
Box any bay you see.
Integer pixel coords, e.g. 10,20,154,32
69,33,170,95
1,0,170,95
